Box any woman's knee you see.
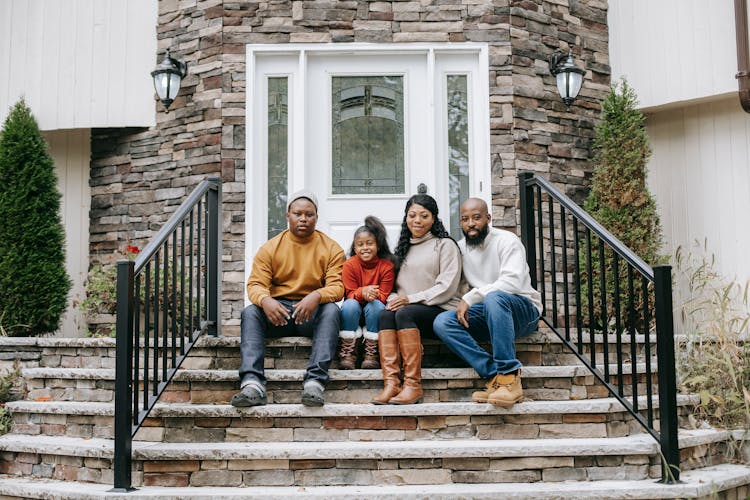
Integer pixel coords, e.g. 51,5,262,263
394,307,418,328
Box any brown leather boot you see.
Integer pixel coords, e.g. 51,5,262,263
360,338,380,369
337,337,358,370
487,370,524,407
371,329,401,404
389,328,423,405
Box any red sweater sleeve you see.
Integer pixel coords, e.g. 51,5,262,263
377,260,395,303
342,258,363,301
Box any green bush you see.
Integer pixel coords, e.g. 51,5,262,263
0,100,70,336
579,79,665,332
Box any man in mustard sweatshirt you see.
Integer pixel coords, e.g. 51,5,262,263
231,189,345,407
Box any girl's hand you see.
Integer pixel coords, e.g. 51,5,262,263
362,285,379,302
386,295,409,311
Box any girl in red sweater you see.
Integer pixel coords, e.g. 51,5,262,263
338,216,396,369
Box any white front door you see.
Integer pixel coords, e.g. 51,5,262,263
246,44,490,264
306,53,431,248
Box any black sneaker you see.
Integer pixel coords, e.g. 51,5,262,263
230,384,267,407
301,382,325,407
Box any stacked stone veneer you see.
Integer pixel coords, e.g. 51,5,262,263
89,0,610,336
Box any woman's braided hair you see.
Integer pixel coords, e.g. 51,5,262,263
393,193,455,273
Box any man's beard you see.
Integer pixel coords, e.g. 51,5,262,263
464,224,489,248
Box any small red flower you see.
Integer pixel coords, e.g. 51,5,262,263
126,245,140,255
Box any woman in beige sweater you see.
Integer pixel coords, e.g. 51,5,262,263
372,193,462,405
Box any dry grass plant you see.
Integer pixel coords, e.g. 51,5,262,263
675,240,750,462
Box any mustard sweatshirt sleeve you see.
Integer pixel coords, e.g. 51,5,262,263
317,242,345,303
246,243,274,306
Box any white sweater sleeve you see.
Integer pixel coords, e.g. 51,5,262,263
461,236,532,306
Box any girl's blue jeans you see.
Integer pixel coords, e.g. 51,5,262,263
340,298,386,334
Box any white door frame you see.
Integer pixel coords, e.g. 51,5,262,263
245,43,490,281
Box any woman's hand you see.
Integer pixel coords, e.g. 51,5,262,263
386,295,410,311
361,285,380,302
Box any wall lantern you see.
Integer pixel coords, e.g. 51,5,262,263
151,49,188,112
548,51,586,108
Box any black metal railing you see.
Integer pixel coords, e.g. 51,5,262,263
518,172,679,483
112,178,221,491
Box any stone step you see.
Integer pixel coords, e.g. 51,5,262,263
0,429,730,487
1,463,749,499
182,332,657,370
0,331,657,372
7,395,699,442
21,362,661,404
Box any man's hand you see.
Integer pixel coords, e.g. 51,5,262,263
260,297,291,326
292,291,322,324
361,285,380,302
386,295,409,311
456,299,470,329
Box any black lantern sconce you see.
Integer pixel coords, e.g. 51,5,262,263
151,49,188,112
548,50,586,109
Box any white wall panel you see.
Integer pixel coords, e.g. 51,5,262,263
0,0,157,130
646,97,750,291
44,129,92,337
609,0,738,110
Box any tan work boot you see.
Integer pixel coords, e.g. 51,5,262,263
471,373,505,403
487,370,524,407
371,329,401,404
337,337,358,370
388,328,423,405
360,338,380,369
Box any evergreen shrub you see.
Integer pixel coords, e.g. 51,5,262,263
579,79,665,332
0,100,70,336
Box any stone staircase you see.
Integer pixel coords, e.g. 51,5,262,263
0,333,748,499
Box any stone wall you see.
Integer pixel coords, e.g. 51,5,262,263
89,0,610,336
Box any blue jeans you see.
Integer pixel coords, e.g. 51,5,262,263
433,291,539,379
239,299,340,387
340,298,386,334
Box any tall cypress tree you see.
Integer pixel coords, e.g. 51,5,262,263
0,100,70,336
579,79,664,331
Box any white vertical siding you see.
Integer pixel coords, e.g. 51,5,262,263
609,0,738,109
0,0,157,130
44,129,92,337
646,97,750,286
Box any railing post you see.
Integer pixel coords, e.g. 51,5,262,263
518,172,537,289
112,260,135,492
206,177,222,337
653,264,680,483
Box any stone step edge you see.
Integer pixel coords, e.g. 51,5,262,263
7,394,701,418
1,464,749,500
0,330,657,349
21,362,659,382
0,428,729,461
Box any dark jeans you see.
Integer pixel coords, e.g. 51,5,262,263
379,303,445,338
239,299,340,387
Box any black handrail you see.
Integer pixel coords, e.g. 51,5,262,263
112,177,222,491
518,172,680,483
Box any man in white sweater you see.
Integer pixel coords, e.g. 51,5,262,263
433,198,542,407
